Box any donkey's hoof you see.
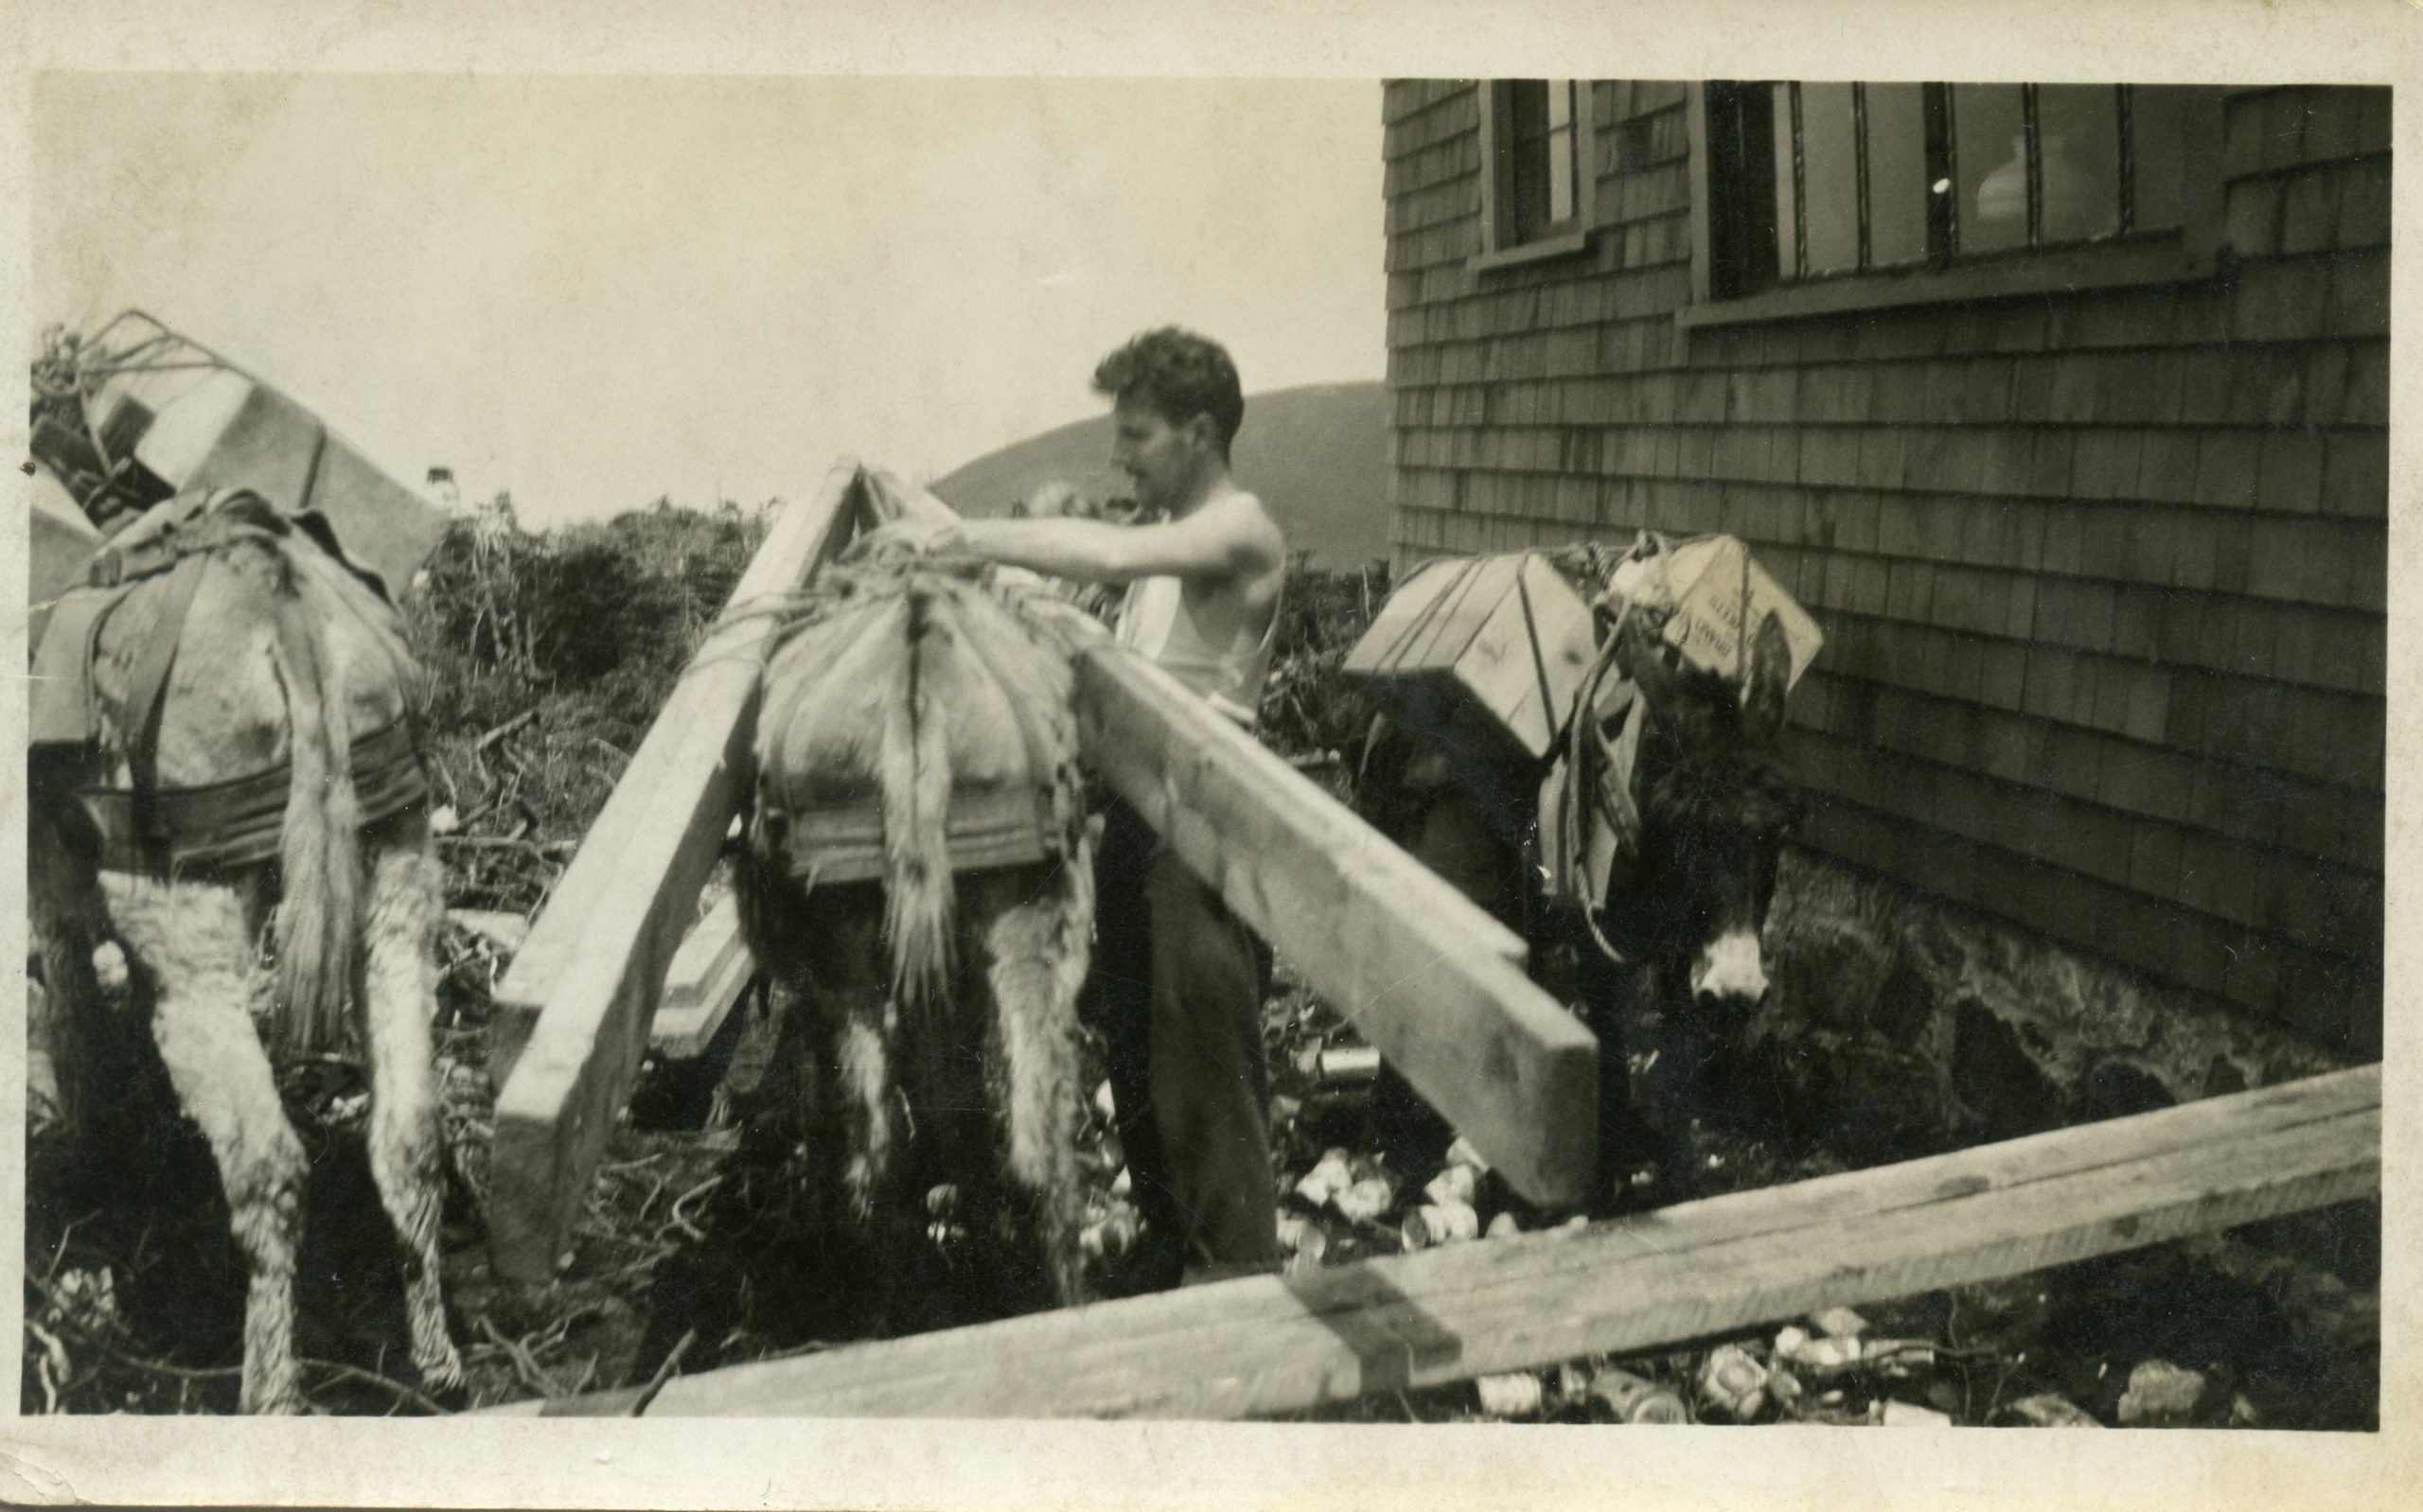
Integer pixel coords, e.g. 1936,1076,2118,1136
418,1350,469,1398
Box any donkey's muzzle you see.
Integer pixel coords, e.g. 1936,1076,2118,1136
1689,926,1769,1008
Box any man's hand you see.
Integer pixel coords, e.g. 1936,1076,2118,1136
851,516,964,560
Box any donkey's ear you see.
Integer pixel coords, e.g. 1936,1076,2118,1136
1742,610,1792,744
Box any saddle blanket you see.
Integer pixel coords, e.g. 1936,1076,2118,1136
28,486,428,874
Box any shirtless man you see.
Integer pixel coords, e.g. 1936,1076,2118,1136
939,327,1285,1291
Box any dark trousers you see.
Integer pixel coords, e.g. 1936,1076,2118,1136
1089,799,1279,1290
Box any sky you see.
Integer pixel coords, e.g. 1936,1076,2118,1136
32,74,1388,527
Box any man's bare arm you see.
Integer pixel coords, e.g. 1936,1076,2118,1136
949,493,1282,585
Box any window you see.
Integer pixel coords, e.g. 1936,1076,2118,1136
1475,79,1595,269
1689,81,2221,321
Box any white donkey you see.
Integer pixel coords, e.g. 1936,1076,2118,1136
29,488,464,1414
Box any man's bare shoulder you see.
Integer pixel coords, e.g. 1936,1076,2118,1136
1200,486,1287,564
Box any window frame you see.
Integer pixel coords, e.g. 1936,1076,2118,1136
1472,79,1598,273
1681,80,2228,327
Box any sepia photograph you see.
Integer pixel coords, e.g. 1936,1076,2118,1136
4,3,2414,1508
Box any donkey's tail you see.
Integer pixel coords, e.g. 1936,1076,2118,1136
263,543,363,1058
876,577,959,1016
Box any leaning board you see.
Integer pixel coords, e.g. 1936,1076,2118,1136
486,459,873,1282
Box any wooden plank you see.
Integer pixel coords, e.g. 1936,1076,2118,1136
485,458,872,1283
498,1065,2377,1419
1069,642,1595,1206
647,895,755,1061
866,469,1596,1204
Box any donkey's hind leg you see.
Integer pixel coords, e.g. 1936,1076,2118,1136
105,871,309,1415
355,815,466,1393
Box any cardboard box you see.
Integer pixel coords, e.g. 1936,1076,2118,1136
1343,553,1598,761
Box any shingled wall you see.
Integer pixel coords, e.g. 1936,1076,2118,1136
1380,80,2389,1053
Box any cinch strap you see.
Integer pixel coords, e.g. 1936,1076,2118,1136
77,719,428,876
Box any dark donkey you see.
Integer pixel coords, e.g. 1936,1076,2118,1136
1361,584,1802,1215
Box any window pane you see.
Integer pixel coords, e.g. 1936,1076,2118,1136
1771,83,1799,277
1512,144,1548,238
1866,83,1930,266
1801,82,1860,274
1509,80,1548,143
1954,83,2028,252
1548,126,1575,223
2130,85,2190,230
2036,84,2122,242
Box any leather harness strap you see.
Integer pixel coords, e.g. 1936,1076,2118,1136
77,717,428,876
117,553,213,871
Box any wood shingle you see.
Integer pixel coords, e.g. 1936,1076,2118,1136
1383,79,2384,1045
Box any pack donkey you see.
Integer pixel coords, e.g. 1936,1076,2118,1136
28,487,464,1413
736,542,1094,1321
1362,562,1804,1213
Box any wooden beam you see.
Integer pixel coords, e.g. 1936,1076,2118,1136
498,1064,2378,1419
863,467,1595,1203
1068,643,1594,1206
648,895,755,1061
485,459,872,1283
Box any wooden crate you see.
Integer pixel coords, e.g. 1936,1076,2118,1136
80,312,450,593
775,783,1057,884
1341,553,1598,761
1615,534,1825,690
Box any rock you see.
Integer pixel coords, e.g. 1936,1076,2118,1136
1334,1175,1397,1223
2117,1361,2207,1426
1444,1134,1490,1174
1294,1150,1353,1207
1092,1080,1118,1121
2003,1393,2102,1428
1698,1344,1770,1421
1485,1211,1524,1239
1424,1165,1478,1207
1766,1363,1805,1413
1810,1306,1871,1339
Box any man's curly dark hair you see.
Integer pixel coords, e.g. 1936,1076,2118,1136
1092,327,1245,457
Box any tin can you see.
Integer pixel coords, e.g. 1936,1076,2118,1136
1592,1368,1691,1425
